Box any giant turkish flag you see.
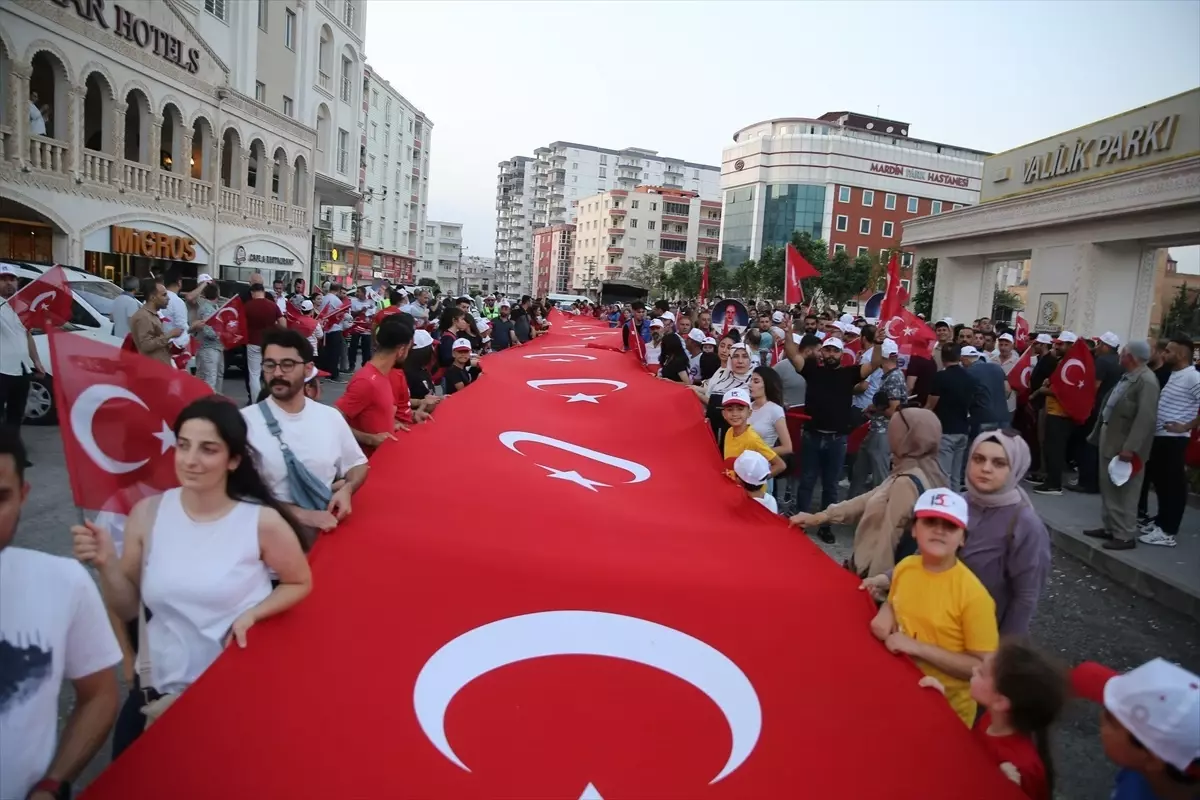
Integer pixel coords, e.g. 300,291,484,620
82,312,1022,800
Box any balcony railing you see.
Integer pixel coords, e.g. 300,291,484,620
340,75,352,102
609,208,626,216
662,213,689,224
82,150,115,184
318,70,332,92
607,227,625,236
29,135,69,173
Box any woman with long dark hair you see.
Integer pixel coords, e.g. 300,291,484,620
436,308,469,369
72,396,312,754
658,332,690,383
748,366,792,455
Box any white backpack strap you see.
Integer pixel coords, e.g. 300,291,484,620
134,494,164,689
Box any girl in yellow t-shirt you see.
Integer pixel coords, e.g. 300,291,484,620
869,487,999,726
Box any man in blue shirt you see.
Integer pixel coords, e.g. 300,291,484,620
109,275,142,341
620,301,651,350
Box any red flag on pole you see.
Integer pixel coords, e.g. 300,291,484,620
285,303,319,338
204,296,248,349
1049,339,1096,424
1014,314,1030,351
1006,346,1035,401
6,265,74,328
784,244,819,307
879,252,903,324
699,262,710,305
877,251,934,355
48,331,212,514
317,298,352,328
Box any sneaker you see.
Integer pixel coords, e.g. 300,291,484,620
1138,527,1178,547
1033,485,1063,496
1138,519,1159,534
816,526,836,545
1024,473,1044,484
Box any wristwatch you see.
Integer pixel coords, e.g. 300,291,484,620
29,778,71,800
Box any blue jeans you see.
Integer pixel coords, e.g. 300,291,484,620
795,430,848,516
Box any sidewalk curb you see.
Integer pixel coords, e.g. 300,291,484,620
1047,524,1200,623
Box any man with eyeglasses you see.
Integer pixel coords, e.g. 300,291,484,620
242,328,369,535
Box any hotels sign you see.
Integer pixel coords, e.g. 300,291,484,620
52,0,202,74
868,162,971,189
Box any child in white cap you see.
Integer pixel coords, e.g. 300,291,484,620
869,487,999,726
733,450,778,513
1071,658,1200,799
721,388,785,478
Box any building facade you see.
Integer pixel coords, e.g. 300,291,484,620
1,0,316,286
902,89,1200,343
533,223,575,297
421,219,462,293
571,186,722,291
495,155,535,296
531,141,719,229
318,63,428,287
720,111,988,284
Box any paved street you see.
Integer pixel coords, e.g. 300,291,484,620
17,374,1200,798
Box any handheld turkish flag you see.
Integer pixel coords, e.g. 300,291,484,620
7,265,73,329
882,308,936,357
1007,346,1035,401
699,262,710,305
317,298,352,328
205,296,248,349
48,331,212,515
879,252,903,324
1049,339,1096,424
784,244,819,307
1014,314,1030,351
285,303,318,338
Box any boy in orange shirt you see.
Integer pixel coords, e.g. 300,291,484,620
870,487,999,726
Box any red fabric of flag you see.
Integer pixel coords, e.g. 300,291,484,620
81,311,1024,800
205,296,249,349
7,265,74,329
699,262,710,305
48,331,212,515
285,303,319,338
879,252,903,324
1049,339,1096,424
1014,314,1030,351
1007,346,1035,401
882,308,936,357
784,244,819,307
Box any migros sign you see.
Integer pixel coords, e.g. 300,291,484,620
111,225,197,261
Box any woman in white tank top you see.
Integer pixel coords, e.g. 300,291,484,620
74,397,312,739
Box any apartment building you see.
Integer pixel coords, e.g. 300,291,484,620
495,155,536,296
533,224,576,297
570,187,722,291
529,142,720,228
421,220,464,293
319,64,430,285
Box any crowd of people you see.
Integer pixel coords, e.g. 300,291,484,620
603,296,1200,799
1,273,1197,800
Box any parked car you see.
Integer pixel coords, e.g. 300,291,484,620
4,262,127,425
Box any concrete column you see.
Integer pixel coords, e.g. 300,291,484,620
112,101,127,189
1129,248,1158,343
931,254,989,325
239,150,251,209
66,84,85,177
9,65,31,168
148,119,162,195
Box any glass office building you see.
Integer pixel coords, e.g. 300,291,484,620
721,183,825,268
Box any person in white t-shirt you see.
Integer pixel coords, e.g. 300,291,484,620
0,428,121,800
645,318,664,365
243,328,369,533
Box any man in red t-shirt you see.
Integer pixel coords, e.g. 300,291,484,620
244,282,283,401
335,316,413,457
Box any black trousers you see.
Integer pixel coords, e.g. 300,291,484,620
348,333,372,369
1141,436,1190,535
1075,414,1101,491
0,372,31,429
321,332,345,380
1042,414,1075,490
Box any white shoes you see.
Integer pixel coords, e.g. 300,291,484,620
1138,525,1177,547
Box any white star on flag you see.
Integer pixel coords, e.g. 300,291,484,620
538,465,610,491
563,393,601,403
152,420,177,455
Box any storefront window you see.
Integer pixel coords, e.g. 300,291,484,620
760,183,826,252
0,222,54,263
720,186,756,268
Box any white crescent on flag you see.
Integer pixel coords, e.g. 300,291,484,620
412,610,762,797
69,385,176,474
498,431,650,490
30,290,58,312
522,353,598,362
1061,358,1086,388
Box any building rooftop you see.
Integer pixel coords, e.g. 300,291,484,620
732,112,991,157
545,140,718,171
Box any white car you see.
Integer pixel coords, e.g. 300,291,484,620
5,262,127,425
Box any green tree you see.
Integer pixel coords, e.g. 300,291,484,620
733,258,760,300
912,258,937,319
626,252,667,299
417,277,441,294
1163,282,1199,336
814,249,870,312
666,259,704,299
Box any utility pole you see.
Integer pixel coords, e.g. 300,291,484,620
456,242,468,296
350,206,362,288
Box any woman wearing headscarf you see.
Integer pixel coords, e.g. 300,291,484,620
790,408,948,577
860,430,1052,637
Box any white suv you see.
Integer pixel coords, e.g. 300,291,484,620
2,262,127,425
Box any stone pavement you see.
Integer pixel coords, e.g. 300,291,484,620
1029,488,1200,621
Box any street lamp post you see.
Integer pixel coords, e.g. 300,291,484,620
456,243,468,296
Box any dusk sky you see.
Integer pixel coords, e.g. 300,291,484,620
366,0,1200,270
